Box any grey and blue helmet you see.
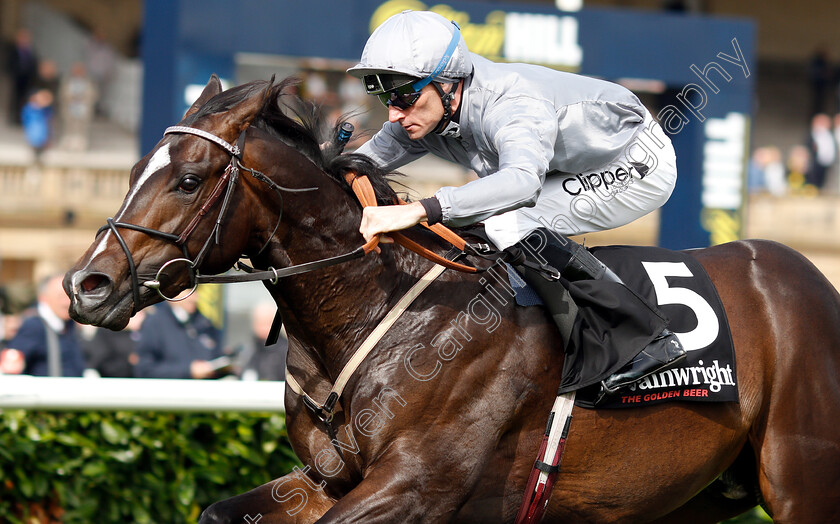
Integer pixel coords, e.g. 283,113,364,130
348,10,471,134
348,10,472,94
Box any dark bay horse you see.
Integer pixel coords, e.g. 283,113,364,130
64,76,840,523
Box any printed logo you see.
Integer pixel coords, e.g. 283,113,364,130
561,163,648,197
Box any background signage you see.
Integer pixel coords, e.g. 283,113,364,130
142,0,755,249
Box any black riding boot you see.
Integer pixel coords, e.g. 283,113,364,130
514,229,685,397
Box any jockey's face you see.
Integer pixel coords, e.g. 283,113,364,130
387,83,458,140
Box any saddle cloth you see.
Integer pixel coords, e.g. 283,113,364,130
508,245,738,409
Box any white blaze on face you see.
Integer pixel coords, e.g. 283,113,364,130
119,143,172,219
75,144,172,292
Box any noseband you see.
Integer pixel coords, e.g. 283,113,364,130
97,125,315,310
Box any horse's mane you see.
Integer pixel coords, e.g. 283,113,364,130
186,77,402,206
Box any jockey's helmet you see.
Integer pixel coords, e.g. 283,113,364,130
347,10,472,98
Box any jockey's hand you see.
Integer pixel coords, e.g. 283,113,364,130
359,202,427,243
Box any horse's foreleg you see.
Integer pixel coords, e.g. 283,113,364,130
312,454,479,524
199,470,336,524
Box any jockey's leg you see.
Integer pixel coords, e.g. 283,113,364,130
513,228,685,396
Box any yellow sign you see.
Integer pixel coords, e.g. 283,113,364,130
196,284,225,329
701,209,740,246
370,1,507,61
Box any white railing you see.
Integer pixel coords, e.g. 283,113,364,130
0,376,286,412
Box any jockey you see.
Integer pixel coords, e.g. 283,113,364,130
347,10,685,396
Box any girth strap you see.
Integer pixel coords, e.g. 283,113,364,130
285,262,447,421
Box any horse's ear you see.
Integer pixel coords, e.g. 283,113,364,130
183,74,223,119
221,80,275,133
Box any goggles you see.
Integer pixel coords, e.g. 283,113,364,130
363,73,422,109
378,84,423,109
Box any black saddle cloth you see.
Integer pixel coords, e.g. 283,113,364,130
511,245,737,409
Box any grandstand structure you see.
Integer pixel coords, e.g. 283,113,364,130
0,0,838,306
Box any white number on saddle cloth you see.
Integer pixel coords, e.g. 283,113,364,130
642,261,719,352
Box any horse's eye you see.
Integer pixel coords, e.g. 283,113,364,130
178,175,201,193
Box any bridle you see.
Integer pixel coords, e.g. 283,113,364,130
97,125,317,310
99,124,498,315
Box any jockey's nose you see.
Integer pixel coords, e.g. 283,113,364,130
388,105,405,123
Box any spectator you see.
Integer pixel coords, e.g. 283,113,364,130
59,62,98,151
6,274,86,377
0,313,22,349
6,28,39,125
0,346,24,374
808,47,833,116
236,301,287,381
85,29,116,116
747,148,765,194
338,73,373,133
21,88,54,161
33,59,61,102
0,288,21,348
81,310,145,378
302,70,330,106
761,146,787,197
134,290,227,379
0,312,24,375
748,146,786,196
831,113,840,194
806,113,836,191
786,145,813,195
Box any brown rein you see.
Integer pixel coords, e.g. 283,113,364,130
344,171,479,273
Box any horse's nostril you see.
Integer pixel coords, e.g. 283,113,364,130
80,273,108,293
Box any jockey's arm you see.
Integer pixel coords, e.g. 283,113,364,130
355,99,556,241
432,99,557,227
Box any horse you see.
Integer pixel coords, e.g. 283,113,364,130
64,76,840,523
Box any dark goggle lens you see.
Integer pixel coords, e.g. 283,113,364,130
378,89,422,109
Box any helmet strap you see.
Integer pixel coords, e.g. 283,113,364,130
433,80,460,135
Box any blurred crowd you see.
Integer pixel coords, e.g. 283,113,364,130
0,275,287,381
6,27,110,158
752,47,840,197
294,67,375,142
749,112,840,197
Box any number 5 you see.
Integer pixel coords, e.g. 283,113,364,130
641,262,719,352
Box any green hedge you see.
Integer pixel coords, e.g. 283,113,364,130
0,409,774,523
0,410,300,523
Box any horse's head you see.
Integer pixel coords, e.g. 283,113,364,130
64,76,293,329
66,75,398,330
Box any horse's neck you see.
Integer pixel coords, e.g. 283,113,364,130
273,241,427,382
248,161,426,378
